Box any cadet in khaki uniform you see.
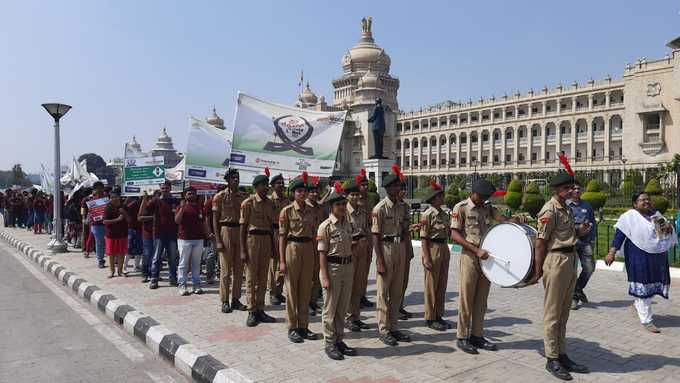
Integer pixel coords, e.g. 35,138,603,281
269,174,289,305
213,169,249,314
372,165,411,346
357,169,375,309
318,184,358,360
240,169,277,327
451,179,512,354
529,172,591,381
280,174,319,343
420,181,451,331
306,179,326,316
345,178,371,332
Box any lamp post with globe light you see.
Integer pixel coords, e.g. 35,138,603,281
42,103,71,253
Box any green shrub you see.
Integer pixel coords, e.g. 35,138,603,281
522,181,545,218
582,179,608,210
444,184,462,208
644,178,662,195
585,179,600,192
508,179,523,192
504,179,523,210
650,195,670,214
621,179,635,196
368,180,377,193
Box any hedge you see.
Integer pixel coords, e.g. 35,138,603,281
522,181,545,218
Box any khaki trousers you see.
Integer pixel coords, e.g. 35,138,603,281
219,226,242,303
377,241,406,334
323,262,354,345
269,237,284,296
424,242,450,320
245,234,272,312
542,251,577,359
457,250,491,339
310,241,321,305
284,241,315,329
348,239,370,321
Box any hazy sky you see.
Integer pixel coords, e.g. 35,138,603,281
1,0,678,173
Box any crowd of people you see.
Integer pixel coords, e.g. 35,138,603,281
0,165,675,381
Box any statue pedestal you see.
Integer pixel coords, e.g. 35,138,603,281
362,158,394,198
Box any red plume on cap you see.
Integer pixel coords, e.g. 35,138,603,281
311,176,319,186
429,179,442,191
301,171,309,184
391,164,400,175
333,181,344,194
264,167,270,177
558,152,575,176
360,168,367,179
355,175,362,186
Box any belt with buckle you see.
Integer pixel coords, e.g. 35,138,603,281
553,246,575,253
287,236,312,243
327,256,352,265
428,238,447,244
272,224,280,229
248,229,272,236
220,222,240,228
381,236,402,243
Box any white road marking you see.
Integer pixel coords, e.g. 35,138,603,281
1,241,146,363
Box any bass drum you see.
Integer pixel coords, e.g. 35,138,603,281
479,223,537,288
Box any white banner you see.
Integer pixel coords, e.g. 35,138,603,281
122,144,165,196
229,92,346,184
184,117,232,184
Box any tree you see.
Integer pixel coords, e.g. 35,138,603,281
581,179,608,211
504,179,523,210
444,184,463,208
522,181,545,218
11,164,27,185
644,178,670,214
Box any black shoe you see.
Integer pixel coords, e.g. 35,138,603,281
257,310,276,323
270,294,284,305
348,321,362,332
246,312,259,327
288,329,303,343
577,291,589,303
390,330,411,342
559,354,589,374
169,279,178,287
149,280,159,290
356,320,369,329
437,317,454,330
380,333,398,346
546,359,573,381
231,299,247,311
398,308,413,320
325,344,343,360
299,328,318,340
470,335,498,351
457,338,479,355
360,295,374,308
222,302,232,314
427,320,447,331
336,341,357,356
141,276,149,283
98,263,106,269
309,304,317,316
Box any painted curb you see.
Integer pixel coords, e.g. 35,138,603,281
0,229,252,383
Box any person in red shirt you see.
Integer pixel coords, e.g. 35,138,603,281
138,190,160,283
103,188,130,278
32,192,47,234
175,187,213,295
123,196,143,275
145,181,180,289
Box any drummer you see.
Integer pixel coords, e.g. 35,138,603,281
527,172,591,381
450,179,517,354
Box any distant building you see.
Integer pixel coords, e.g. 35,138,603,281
151,127,183,168
206,107,226,130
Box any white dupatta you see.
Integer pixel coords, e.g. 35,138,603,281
614,209,677,254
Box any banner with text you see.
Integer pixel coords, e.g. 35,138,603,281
122,144,165,196
184,117,233,184
230,92,346,184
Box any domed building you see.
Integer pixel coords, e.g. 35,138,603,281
206,107,225,130
151,127,183,168
296,82,319,108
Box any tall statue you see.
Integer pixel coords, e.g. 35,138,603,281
361,16,372,33
368,98,385,159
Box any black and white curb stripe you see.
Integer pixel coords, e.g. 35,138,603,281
0,230,251,383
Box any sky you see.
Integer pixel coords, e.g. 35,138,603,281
1,0,678,174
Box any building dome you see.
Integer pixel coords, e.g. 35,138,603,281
298,82,318,106
206,107,225,129
358,68,380,88
153,127,175,151
128,136,143,153
342,17,391,73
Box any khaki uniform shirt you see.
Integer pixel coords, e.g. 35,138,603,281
212,188,248,224
450,198,503,246
317,214,354,257
347,202,369,239
240,193,275,232
279,200,316,239
306,199,326,228
271,191,289,228
536,196,578,251
371,197,407,237
420,206,450,240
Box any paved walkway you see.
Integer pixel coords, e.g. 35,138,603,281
3,227,680,383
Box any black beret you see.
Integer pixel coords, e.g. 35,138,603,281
472,179,496,197
382,174,401,188
224,168,239,179
344,180,360,193
270,174,284,185
424,189,444,204
289,177,307,192
252,174,269,187
326,191,346,205
550,172,575,188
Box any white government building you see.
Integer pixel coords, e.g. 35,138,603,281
296,17,680,190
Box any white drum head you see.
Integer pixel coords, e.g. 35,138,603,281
480,223,535,287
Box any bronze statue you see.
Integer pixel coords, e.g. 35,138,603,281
368,98,385,159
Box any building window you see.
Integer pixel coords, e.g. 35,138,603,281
518,153,524,161
505,154,512,163
519,130,525,138
493,155,499,163
441,158,446,165
576,151,581,159
546,106,552,112
532,108,538,114
546,151,551,160
482,155,488,163
531,152,537,161
493,132,500,140
471,135,478,143
493,113,500,118
450,158,456,165
592,149,597,158
560,104,566,109
460,136,467,144
505,132,512,140
461,157,467,165
560,126,566,134
643,113,661,143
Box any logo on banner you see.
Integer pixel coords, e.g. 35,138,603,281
264,115,314,156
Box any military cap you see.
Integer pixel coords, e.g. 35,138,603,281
549,172,575,188
358,169,368,184
382,164,404,188
327,181,347,204
424,180,445,203
345,176,361,194
289,171,309,192
472,179,496,197
224,168,239,180
252,167,270,187
270,173,284,185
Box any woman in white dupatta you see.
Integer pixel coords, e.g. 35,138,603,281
605,192,676,333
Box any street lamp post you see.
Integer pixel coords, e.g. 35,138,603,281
472,159,479,183
621,155,628,184
42,103,72,253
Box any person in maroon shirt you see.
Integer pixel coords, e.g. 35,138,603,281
82,181,107,268
103,188,130,278
123,196,143,274
145,181,180,289
138,190,160,283
175,187,213,295
32,192,47,234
